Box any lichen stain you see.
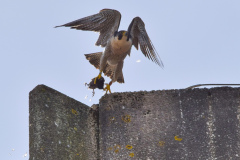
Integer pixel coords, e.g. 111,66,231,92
114,145,121,153
129,152,134,157
126,145,133,150
122,114,131,123
71,109,78,115
159,141,165,146
174,135,182,141
107,147,113,151
41,88,46,92
74,127,77,131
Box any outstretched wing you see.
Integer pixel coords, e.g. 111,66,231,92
55,9,121,47
127,17,164,68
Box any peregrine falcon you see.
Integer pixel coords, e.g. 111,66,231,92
55,9,164,93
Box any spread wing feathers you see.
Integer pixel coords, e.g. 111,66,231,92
128,17,164,68
85,52,102,69
84,52,123,83
55,9,121,47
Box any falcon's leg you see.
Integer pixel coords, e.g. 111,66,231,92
104,81,112,94
94,70,102,84
94,51,109,84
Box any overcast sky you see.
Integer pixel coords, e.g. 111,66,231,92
1,0,240,159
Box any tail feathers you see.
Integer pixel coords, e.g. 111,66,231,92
116,72,124,83
84,52,102,69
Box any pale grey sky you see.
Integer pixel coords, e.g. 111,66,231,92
1,0,240,159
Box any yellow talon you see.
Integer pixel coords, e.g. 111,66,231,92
104,83,111,94
94,71,102,84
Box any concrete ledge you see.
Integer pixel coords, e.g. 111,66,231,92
29,86,240,159
99,87,240,159
29,85,99,160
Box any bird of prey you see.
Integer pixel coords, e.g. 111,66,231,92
55,9,163,93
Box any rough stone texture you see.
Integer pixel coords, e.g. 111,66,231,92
29,85,99,160
99,87,240,160
29,85,240,160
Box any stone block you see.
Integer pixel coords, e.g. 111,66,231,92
98,87,240,160
29,85,99,160
29,85,240,159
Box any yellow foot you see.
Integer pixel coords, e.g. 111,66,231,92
104,83,111,94
94,71,102,84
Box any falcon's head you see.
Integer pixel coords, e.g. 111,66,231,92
114,30,131,41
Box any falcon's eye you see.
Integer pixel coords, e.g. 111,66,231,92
118,33,123,40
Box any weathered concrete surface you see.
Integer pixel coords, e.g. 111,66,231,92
99,87,240,160
29,85,240,160
29,85,99,160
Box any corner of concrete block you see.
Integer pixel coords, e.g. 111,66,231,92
29,84,99,160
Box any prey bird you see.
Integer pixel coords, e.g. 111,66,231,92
55,9,164,93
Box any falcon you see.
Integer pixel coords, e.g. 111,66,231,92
55,9,164,93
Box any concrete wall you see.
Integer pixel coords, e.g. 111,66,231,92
29,85,99,160
29,85,240,160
